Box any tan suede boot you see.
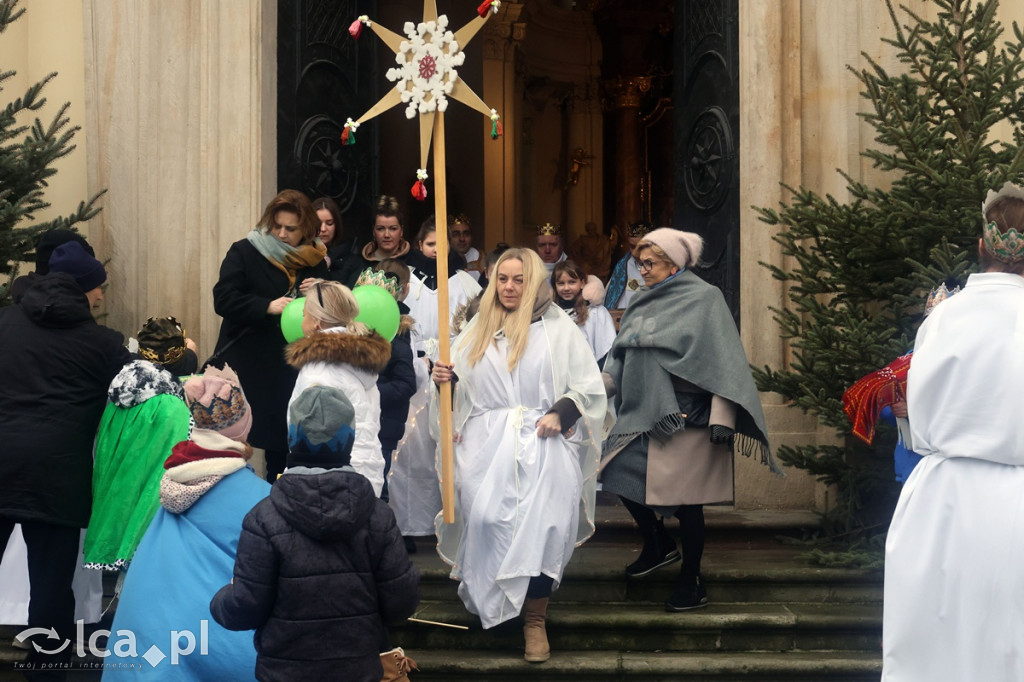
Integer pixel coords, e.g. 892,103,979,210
523,597,551,663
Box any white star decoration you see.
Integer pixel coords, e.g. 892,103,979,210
387,16,465,119
344,0,502,200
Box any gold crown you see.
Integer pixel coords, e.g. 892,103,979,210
536,222,561,237
448,213,471,227
356,267,402,298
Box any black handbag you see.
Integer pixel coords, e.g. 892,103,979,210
675,390,712,428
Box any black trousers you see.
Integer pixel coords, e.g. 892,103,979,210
0,518,81,679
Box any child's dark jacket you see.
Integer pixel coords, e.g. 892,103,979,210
210,469,420,682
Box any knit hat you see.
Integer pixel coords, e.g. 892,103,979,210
287,385,356,470
182,364,252,442
35,229,94,274
640,228,703,269
48,240,107,292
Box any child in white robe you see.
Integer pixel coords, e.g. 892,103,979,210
551,259,617,368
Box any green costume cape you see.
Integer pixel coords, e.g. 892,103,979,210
83,361,191,570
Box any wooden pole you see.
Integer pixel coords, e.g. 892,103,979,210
433,111,456,524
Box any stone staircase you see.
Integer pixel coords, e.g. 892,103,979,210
394,496,883,681
0,498,884,681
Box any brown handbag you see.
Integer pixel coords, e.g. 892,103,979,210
380,647,419,682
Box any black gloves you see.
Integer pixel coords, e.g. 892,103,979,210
710,425,735,447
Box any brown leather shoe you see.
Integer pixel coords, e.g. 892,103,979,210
523,597,551,663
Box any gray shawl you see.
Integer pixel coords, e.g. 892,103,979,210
603,270,781,474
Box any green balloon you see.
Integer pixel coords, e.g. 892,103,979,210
281,297,306,343
353,285,400,342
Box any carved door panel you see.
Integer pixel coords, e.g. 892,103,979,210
674,0,740,322
278,0,378,250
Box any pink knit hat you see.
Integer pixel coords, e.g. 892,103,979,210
640,228,703,269
182,364,252,442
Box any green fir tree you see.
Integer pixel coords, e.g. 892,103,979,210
753,0,1024,549
0,0,103,306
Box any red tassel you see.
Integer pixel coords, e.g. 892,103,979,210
477,0,492,18
411,179,428,202
341,126,351,145
490,120,503,139
348,18,364,39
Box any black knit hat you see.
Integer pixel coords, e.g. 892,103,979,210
35,230,94,275
287,386,356,469
48,241,106,292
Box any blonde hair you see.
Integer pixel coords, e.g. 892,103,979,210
460,248,549,371
305,280,369,335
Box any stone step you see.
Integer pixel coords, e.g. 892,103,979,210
398,650,882,682
396,600,881,653
409,541,883,606
588,496,823,546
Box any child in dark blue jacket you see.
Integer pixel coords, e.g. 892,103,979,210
210,385,420,682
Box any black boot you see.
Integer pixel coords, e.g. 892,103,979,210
665,573,708,612
621,498,681,578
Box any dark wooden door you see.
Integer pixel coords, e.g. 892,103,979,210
278,0,379,250
674,0,740,322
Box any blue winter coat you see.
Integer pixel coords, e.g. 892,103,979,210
104,466,270,680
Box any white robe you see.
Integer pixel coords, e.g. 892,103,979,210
389,271,481,535
433,305,607,628
882,272,1024,682
572,304,617,363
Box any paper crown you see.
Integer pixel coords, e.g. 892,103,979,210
628,221,654,238
924,281,961,316
356,267,402,299
982,181,1024,263
536,222,561,237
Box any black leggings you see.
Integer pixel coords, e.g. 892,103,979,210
620,496,705,578
526,574,555,598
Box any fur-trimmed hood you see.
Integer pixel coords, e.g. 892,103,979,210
398,314,415,335
285,327,392,374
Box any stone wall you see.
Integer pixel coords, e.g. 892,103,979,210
81,1,276,355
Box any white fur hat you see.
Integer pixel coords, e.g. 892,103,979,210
640,228,703,269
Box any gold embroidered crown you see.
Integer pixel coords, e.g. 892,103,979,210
536,222,561,237
628,221,653,238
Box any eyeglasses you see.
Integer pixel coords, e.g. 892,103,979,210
635,258,660,272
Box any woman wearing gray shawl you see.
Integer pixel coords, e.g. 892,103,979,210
600,228,779,611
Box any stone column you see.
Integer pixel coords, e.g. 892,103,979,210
81,0,276,356
603,76,651,239
481,1,526,249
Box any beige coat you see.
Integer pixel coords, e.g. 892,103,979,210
602,380,737,507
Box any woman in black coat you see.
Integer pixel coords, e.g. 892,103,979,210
313,196,356,282
212,189,327,481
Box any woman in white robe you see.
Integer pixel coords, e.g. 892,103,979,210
431,248,607,664
389,218,481,538
882,183,1024,682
